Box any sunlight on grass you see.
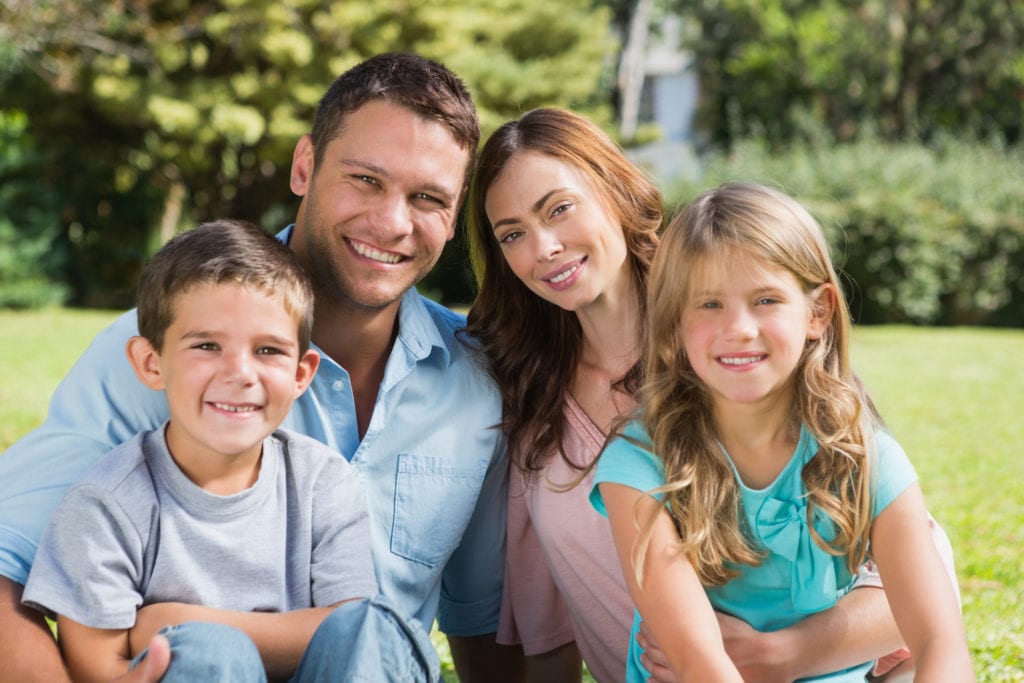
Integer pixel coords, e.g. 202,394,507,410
2,312,1021,681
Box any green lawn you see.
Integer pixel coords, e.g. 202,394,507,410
2,310,1021,681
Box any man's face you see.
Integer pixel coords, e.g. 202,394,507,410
289,99,470,313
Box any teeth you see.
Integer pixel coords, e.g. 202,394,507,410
720,355,764,366
213,403,258,413
351,241,402,264
549,263,579,284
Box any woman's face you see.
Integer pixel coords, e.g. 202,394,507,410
484,150,633,313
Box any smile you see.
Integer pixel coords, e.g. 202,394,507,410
719,355,766,366
350,239,403,264
211,403,260,413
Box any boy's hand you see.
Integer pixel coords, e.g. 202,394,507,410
112,634,170,683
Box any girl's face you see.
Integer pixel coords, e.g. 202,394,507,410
484,150,633,313
681,249,831,413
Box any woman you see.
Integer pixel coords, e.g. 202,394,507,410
466,107,661,682
464,108,951,683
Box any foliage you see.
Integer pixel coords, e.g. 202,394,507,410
0,109,67,307
0,0,614,307
666,135,1024,325
682,0,1024,149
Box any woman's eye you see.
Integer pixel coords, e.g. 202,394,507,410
498,230,523,244
550,201,572,217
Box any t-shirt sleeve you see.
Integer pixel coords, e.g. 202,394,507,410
309,453,378,607
871,430,919,518
0,311,168,586
590,420,666,518
22,484,146,630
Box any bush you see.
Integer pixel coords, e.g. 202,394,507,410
666,137,1024,326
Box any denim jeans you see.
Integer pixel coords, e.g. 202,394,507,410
130,595,440,682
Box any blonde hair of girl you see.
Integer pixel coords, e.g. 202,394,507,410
635,181,880,587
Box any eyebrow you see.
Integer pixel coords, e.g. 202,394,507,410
341,158,457,206
491,188,569,231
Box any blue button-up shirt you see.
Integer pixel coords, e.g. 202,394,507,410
0,235,507,637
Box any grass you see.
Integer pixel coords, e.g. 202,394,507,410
2,310,1021,681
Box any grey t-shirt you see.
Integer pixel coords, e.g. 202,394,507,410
23,425,377,629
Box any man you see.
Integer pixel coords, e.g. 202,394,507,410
0,53,519,682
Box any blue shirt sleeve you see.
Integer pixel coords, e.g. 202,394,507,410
0,310,169,585
437,430,509,636
590,420,666,518
872,429,919,518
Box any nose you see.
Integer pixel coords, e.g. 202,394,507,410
368,192,413,240
724,305,757,341
223,350,257,386
534,227,564,262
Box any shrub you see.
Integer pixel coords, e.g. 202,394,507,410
666,137,1024,326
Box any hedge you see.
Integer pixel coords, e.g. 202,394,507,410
665,137,1024,326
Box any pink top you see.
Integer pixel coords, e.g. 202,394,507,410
497,395,631,683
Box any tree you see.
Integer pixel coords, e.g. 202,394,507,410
0,0,615,307
681,0,1024,148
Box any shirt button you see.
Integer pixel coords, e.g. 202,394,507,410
332,380,345,392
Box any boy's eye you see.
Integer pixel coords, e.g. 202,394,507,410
192,342,219,351
256,346,283,356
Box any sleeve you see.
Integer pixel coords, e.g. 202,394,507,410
496,465,575,654
589,421,666,518
21,484,147,629
437,431,509,637
0,311,169,585
309,453,379,607
871,430,919,518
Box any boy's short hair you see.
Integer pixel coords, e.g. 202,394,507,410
310,52,480,187
136,219,314,353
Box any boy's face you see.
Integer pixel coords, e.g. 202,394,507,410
127,282,319,476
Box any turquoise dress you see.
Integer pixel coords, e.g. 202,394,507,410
591,421,917,682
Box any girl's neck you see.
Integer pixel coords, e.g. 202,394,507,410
714,398,800,489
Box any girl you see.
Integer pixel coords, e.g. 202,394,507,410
592,182,972,682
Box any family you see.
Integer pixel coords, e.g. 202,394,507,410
0,52,972,682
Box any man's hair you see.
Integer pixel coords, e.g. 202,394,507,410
136,219,314,353
309,52,480,186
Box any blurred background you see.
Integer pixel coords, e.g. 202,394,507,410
0,0,1021,320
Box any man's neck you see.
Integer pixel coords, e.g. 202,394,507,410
312,299,402,438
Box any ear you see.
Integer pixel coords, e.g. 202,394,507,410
807,284,837,340
293,349,320,397
290,134,315,197
126,336,166,390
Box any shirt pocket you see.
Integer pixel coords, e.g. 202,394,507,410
390,453,490,568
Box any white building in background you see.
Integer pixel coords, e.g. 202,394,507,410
626,14,702,187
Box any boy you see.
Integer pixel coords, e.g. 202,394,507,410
22,220,378,682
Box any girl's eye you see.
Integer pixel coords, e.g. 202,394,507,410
698,301,720,310
757,297,780,306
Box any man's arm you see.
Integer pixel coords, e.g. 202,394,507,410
0,577,70,683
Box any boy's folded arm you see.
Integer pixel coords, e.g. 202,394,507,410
131,600,348,679
57,615,133,683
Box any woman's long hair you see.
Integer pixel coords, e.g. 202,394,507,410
635,182,879,586
464,108,662,474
